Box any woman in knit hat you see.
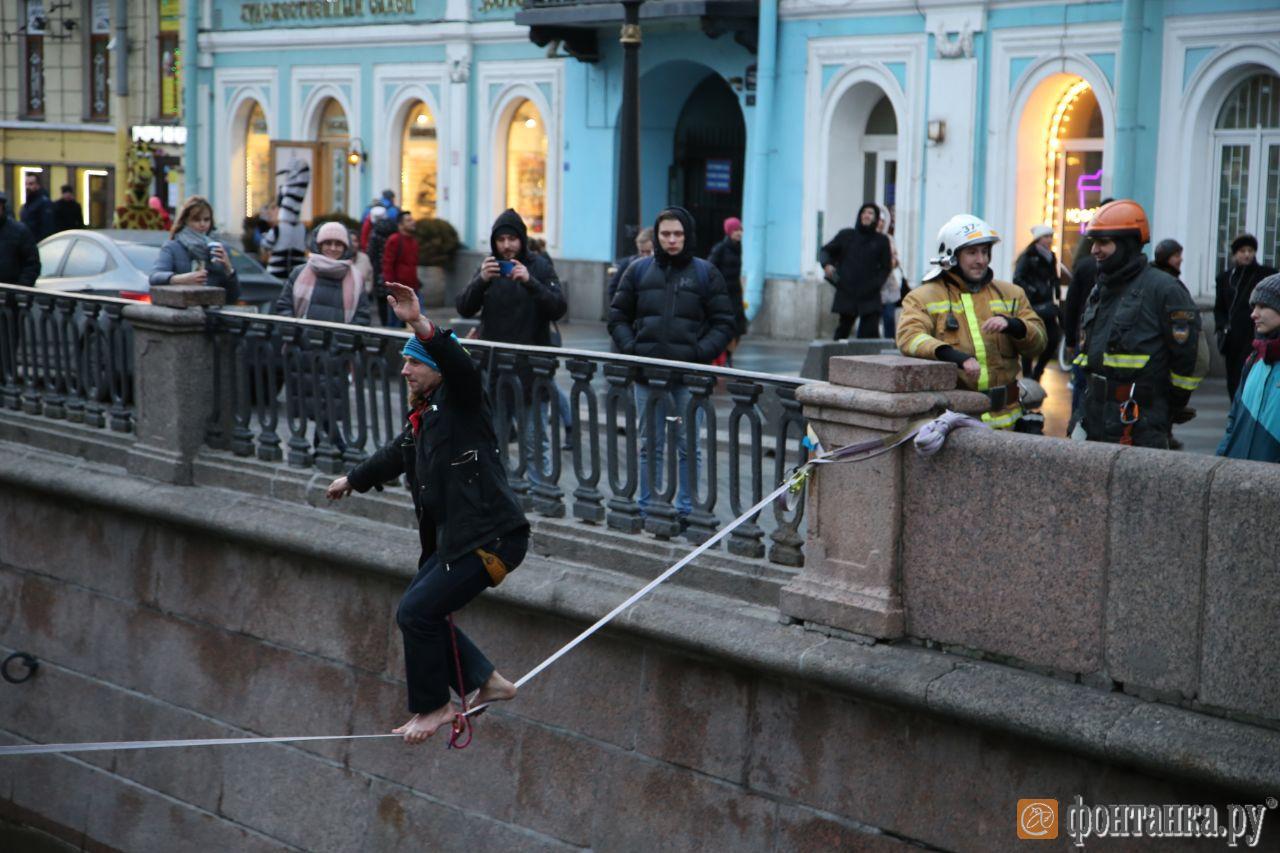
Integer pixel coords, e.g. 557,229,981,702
1217,273,1280,462
274,221,373,451
274,221,371,324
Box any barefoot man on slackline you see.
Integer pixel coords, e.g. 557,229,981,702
326,282,529,743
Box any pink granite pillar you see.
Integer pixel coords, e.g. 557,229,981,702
779,355,987,638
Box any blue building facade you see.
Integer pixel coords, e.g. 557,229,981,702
189,0,1280,337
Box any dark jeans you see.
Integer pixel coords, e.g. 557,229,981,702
834,312,880,340
396,531,529,712
881,304,897,340
1225,342,1250,401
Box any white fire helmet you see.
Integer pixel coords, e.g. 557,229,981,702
923,214,1001,281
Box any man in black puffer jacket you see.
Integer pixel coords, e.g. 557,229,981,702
609,206,736,530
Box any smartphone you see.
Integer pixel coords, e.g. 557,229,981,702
498,260,515,276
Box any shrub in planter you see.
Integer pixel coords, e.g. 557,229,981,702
413,218,461,269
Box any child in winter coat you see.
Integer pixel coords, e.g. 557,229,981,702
1217,273,1280,462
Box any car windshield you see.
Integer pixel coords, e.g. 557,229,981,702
227,245,268,276
119,244,162,271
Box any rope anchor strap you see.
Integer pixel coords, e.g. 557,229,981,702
446,614,473,750
0,412,981,759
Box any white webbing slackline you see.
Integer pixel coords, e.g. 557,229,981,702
0,412,982,758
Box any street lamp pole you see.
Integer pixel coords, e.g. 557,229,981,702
615,0,643,259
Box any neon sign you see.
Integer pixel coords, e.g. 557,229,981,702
1070,168,1104,232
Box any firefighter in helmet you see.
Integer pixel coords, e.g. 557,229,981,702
1075,199,1202,447
897,214,1047,430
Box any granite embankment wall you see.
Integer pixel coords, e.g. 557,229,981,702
786,356,1280,729
0,438,1276,853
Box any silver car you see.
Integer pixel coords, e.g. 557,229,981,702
36,229,282,309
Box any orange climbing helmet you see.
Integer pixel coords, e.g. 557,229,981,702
1085,199,1150,245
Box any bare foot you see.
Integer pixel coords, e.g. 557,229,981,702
392,703,458,745
466,671,518,715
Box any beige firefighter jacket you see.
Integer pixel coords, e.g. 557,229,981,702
896,271,1047,428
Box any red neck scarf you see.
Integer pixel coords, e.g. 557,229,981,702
408,403,428,436
1252,335,1280,365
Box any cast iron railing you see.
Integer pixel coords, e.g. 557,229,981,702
205,311,810,566
0,284,135,431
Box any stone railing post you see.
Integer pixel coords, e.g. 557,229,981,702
124,286,225,485
779,355,987,638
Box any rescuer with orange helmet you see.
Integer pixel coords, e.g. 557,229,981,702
1074,199,1202,447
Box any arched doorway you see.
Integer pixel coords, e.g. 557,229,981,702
822,83,898,247
1211,71,1280,269
1013,74,1107,269
313,97,350,217
244,101,271,221
501,98,548,237
401,101,438,220
670,75,746,257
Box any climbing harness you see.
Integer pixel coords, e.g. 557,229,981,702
0,411,983,759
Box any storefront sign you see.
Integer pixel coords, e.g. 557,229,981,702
91,0,111,33
705,159,732,194
476,0,520,12
240,0,415,24
132,125,188,145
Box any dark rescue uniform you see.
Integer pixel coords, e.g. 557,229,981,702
1076,256,1202,447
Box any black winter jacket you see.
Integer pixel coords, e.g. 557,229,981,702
345,330,529,565
1063,253,1098,349
456,208,566,345
366,218,399,291
0,217,40,285
819,204,892,316
20,192,56,243
708,237,747,335
608,208,736,364
1215,261,1278,354
1012,242,1060,311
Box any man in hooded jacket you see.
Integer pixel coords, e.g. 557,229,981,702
820,203,893,340
458,209,567,486
1075,200,1202,448
609,206,736,532
457,208,566,346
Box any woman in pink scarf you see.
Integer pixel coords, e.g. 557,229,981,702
274,221,372,452
274,221,371,324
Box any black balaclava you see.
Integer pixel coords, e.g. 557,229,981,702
489,208,529,262
654,206,696,269
854,203,880,234
1098,234,1143,278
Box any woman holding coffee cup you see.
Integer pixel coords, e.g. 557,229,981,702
150,195,241,303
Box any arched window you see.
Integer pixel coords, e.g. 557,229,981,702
1043,80,1104,267
315,98,350,216
244,101,272,220
402,102,438,220
504,99,548,235
1212,72,1280,270
863,95,898,225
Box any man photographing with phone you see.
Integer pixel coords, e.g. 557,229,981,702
456,208,565,346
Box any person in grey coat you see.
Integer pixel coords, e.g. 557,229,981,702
149,195,241,303
274,221,372,450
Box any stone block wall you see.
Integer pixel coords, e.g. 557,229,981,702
0,456,1265,852
789,355,1280,732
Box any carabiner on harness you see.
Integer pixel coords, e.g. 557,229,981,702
1118,383,1140,425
